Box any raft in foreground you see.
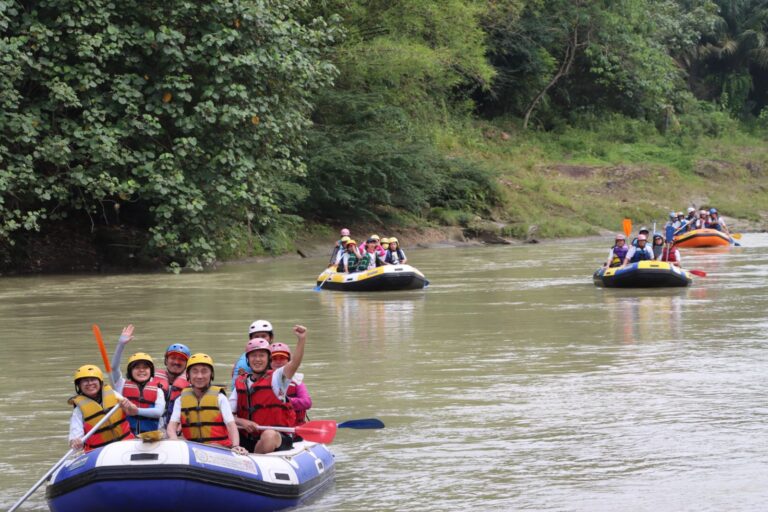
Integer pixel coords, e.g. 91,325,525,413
673,228,732,248
593,261,693,288
46,439,334,512
316,264,428,291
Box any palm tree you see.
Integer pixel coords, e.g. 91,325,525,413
688,0,768,114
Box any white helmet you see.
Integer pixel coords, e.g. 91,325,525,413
248,319,273,335
687,207,695,213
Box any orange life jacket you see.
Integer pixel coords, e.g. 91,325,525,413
179,386,231,447
69,385,134,452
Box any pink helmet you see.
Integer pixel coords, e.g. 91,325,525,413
340,228,350,236
270,342,291,360
637,234,647,241
244,338,271,356
615,234,626,241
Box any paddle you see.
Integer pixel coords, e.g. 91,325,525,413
689,269,707,277
730,233,742,239
257,420,337,444
622,218,632,237
8,400,124,512
92,324,113,385
337,418,385,429
314,275,332,291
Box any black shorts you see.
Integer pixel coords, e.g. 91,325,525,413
241,432,294,453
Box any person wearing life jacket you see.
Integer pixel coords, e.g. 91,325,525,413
329,229,351,265
357,234,385,258
167,353,247,454
358,238,386,271
68,365,135,452
229,325,307,454
659,241,681,266
651,233,665,260
154,342,191,426
109,324,166,434
705,208,730,235
231,319,275,390
631,226,650,247
695,209,708,229
270,342,311,426
623,234,654,266
384,237,408,265
603,234,628,268
341,240,360,273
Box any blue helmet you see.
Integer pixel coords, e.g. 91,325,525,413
165,343,191,360
669,211,676,219
709,208,718,214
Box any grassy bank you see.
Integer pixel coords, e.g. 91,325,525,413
421,115,768,240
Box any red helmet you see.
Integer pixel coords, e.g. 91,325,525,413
270,342,291,360
244,338,271,357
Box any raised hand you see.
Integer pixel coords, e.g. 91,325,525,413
119,324,135,344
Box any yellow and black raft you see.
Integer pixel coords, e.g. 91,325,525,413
316,264,428,292
593,261,692,288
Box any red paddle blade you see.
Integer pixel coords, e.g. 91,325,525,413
622,218,632,237
689,269,707,277
295,420,338,444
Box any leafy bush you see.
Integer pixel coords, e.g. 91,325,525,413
0,0,337,269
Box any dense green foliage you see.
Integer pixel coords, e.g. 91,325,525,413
2,0,768,271
1,0,336,269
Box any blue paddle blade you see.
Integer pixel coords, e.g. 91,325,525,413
337,418,385,429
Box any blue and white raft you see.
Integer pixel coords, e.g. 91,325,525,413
46,439,334,512
593,261,693,288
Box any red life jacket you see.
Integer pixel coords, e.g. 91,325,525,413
155,369,188,402
661,247,679,264
69,385,135,452
179,386,231,447
286,382,307,425
235,372,296,436
122,377,164,433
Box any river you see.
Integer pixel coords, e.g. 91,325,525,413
2,235,767,511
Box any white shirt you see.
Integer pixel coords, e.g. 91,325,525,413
624,245,654,263
169,392,234,424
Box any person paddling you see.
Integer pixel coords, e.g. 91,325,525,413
166,353,247,454
109,324,166,434
230,325,308,454
622,234,654,266
68,365,135,452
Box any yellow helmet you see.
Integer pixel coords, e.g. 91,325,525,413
389,237,398,244
381,237,390,244
346,239,357,246
127,352,155,377
74,365,104,383
186,353,215,379
370,234,380,240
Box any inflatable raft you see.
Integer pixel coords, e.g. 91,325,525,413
316,264,428,291
593,261,692,288
673,228,732,248
46,439,334,512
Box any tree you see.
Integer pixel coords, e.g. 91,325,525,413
0,0,337,269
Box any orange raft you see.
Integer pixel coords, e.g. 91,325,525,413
673,228,732,248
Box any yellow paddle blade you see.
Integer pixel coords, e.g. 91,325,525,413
731,233,742,239
622,218,632,237
138,430,165,442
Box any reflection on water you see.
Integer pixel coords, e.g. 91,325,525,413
2,235,768,511
318,292,422,345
